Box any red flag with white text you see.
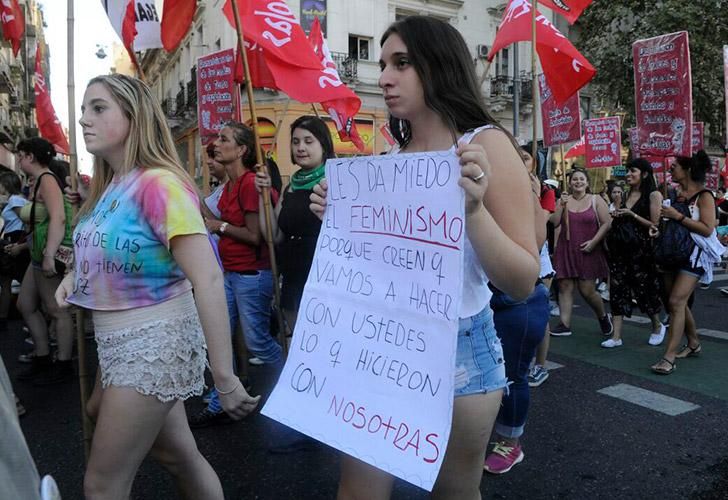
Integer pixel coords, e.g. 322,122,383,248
222,0,322,69
487,0,595,104
233,40,278,89
0,0,24,57
161,0,197,51
34,44,69,155
308,18,364,151
537,0,592,25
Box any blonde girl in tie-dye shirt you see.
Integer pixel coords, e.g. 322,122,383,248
54,74,258,499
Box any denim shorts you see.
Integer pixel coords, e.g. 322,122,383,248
454,305,508,397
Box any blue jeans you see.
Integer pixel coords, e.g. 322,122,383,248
224,269,280,363
208,269,280,413
490,283,549,438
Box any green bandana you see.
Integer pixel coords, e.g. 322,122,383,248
290,164,326,191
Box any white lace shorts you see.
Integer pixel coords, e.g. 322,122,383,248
92,291,207,403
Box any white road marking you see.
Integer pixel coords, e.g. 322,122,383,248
597,384,700,416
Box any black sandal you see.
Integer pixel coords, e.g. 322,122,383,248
675,343,701,359
651,358,676,375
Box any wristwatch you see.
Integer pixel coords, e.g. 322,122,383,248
219,222,229,234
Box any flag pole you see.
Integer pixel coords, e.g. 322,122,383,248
67,0,93,462
560,143,567,192
310,103,322,119
230,0,289,354
269,97,291,153
531,0,538,167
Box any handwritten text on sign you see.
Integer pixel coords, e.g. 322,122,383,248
197,49,235,146
262,151,465,491
585,116,622,168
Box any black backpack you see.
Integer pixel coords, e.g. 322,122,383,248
653,191,709,268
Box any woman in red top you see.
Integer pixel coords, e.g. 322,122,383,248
193,121,280,426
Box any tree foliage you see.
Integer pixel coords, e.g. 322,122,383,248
577,0,728,148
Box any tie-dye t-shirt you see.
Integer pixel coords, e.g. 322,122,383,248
67,167,206,311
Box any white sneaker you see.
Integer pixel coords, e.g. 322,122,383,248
648,324,666,346
601,338,623,348
248,357,264,366
549,305,561,317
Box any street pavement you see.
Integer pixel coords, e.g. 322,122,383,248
2,280,728,499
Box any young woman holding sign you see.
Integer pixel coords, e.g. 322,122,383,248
310,16,539,499
55,74,258,499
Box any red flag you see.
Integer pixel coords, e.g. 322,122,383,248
0,0,24,57
537,0,592,25
161,0,197,51
233,40,277,89
308,18,364,151
121,0,141,72
34,44,69,155
487,0,595,104
564,136,585,158
222,0,321,70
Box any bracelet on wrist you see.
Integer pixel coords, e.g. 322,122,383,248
215,380,241,395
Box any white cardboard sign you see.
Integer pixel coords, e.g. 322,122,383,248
262,151,465,491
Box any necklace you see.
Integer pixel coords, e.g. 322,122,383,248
571,193,588,202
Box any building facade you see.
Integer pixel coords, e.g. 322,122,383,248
137,0,589,192
0,0,49,170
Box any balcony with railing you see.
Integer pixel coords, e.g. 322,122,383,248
187,66,197,110
330,52,357,84
161,97,177,118
490,73,534,101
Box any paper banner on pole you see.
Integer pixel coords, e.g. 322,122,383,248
692,122,704,153
539,74,581,147
646,156,673,187
262,151,465,491
633,31,692,158
197,49,236,146
584,116,621,168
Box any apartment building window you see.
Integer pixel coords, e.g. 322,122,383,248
495,47,509,77
349,36,372,61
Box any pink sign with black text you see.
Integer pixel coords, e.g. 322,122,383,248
539,74,581,147
633,31,692,158
584,116,621,168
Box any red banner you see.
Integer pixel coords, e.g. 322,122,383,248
197,49,236,146
628,127,640,158
584,116,621,168
222,0,322,70
0,0,24,57
486,0,595,104
539,73,581,146
34,44,69,155
633,31,692,158
537,0,592,25
692,122,704,153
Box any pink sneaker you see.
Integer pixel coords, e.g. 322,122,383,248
483,442,524,474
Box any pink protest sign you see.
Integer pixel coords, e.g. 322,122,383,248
633,31,692,158
197,49,236,146
584,116,621,168
539,74,581,147
706,157,721,191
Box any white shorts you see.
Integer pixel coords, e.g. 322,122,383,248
93,291,207,402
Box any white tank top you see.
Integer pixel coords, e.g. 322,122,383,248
390,125,496,318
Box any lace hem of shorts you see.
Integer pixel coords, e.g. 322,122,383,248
97,312,207,403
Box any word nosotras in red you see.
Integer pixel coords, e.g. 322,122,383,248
328,395,441,464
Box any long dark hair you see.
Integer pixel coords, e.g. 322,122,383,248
626,158,657,197
675,149,711,183
380,16,516,150
289,115,336,165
